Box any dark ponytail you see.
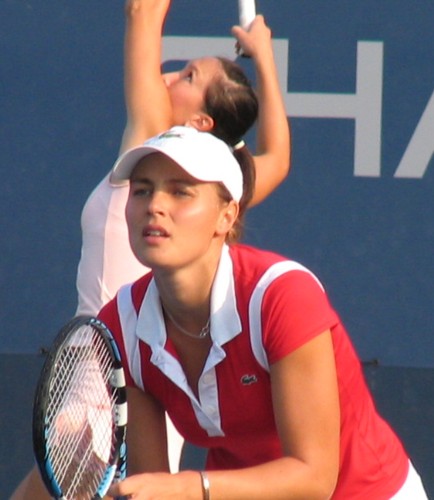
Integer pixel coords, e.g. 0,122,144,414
204,57,258,146
204,57,258,243
233,143,255,215
219,144,255,244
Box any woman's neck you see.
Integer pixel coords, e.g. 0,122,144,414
154,254,220,331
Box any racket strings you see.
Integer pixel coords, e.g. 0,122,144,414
45,325,118,499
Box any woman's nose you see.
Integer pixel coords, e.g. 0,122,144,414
162,71,180,87
146,190,167,215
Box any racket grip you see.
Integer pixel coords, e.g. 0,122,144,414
237,0,256,57
238,0,256,30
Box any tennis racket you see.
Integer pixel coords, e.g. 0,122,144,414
33,315,127,500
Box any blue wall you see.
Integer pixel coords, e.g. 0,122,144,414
1,0,433,496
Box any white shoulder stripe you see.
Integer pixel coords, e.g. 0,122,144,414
117,284,144,390
249,261,324,372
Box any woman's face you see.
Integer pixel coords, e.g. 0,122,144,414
126,153,237,271
163,57,224,126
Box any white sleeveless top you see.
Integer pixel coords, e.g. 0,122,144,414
75,173,148,316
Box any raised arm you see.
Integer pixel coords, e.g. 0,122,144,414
119,0,174,155
232,16,291,206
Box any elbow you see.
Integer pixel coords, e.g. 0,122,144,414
304,475,337,500
300,455,339,499
319,479,338,500
125,0,145,19
281,155,291,181
281,123,292,179
275,153,291,186
283,138,292,179
125,0,136,15
275,138,292,182
271,146,292,184
314,464,339,500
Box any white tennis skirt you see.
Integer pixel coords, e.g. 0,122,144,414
390,461,428,499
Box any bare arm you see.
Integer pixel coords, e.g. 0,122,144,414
199,331,340,499
125,387,171,474
108,387,203,498
119,0,173,155
119,5,290,206
109,332,340,499
232,16,291,206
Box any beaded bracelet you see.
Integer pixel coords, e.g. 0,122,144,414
200,471,210,500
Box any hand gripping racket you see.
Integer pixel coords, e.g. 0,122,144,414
33,316,127,500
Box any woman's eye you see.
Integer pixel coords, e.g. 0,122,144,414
173,185,193,197
133,187,151,197
174,189,190,196
183,71,193,83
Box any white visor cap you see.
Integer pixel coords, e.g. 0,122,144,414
112,126,243,202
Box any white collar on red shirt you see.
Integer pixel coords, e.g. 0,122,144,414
130,245,241,436
135,244,242,349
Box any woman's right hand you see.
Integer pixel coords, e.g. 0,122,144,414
231,15,273,61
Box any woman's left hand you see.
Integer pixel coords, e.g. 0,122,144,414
107,470,201,499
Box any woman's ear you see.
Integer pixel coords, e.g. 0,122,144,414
185,113,214,132
215,200,239,237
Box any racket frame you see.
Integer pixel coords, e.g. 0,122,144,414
32,315,127,500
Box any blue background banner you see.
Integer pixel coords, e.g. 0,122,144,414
1,0,433,496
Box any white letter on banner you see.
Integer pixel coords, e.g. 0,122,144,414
286,42,384,177
394,90,434,179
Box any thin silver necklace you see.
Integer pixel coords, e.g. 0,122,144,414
164,307,210,339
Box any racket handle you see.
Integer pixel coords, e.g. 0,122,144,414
237,0,256,57
238,0,256,30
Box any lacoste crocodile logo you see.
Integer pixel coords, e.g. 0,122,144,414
241,374,258,385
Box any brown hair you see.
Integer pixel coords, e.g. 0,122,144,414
204,57,258,147
204,57,258,243
217,144,255,244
